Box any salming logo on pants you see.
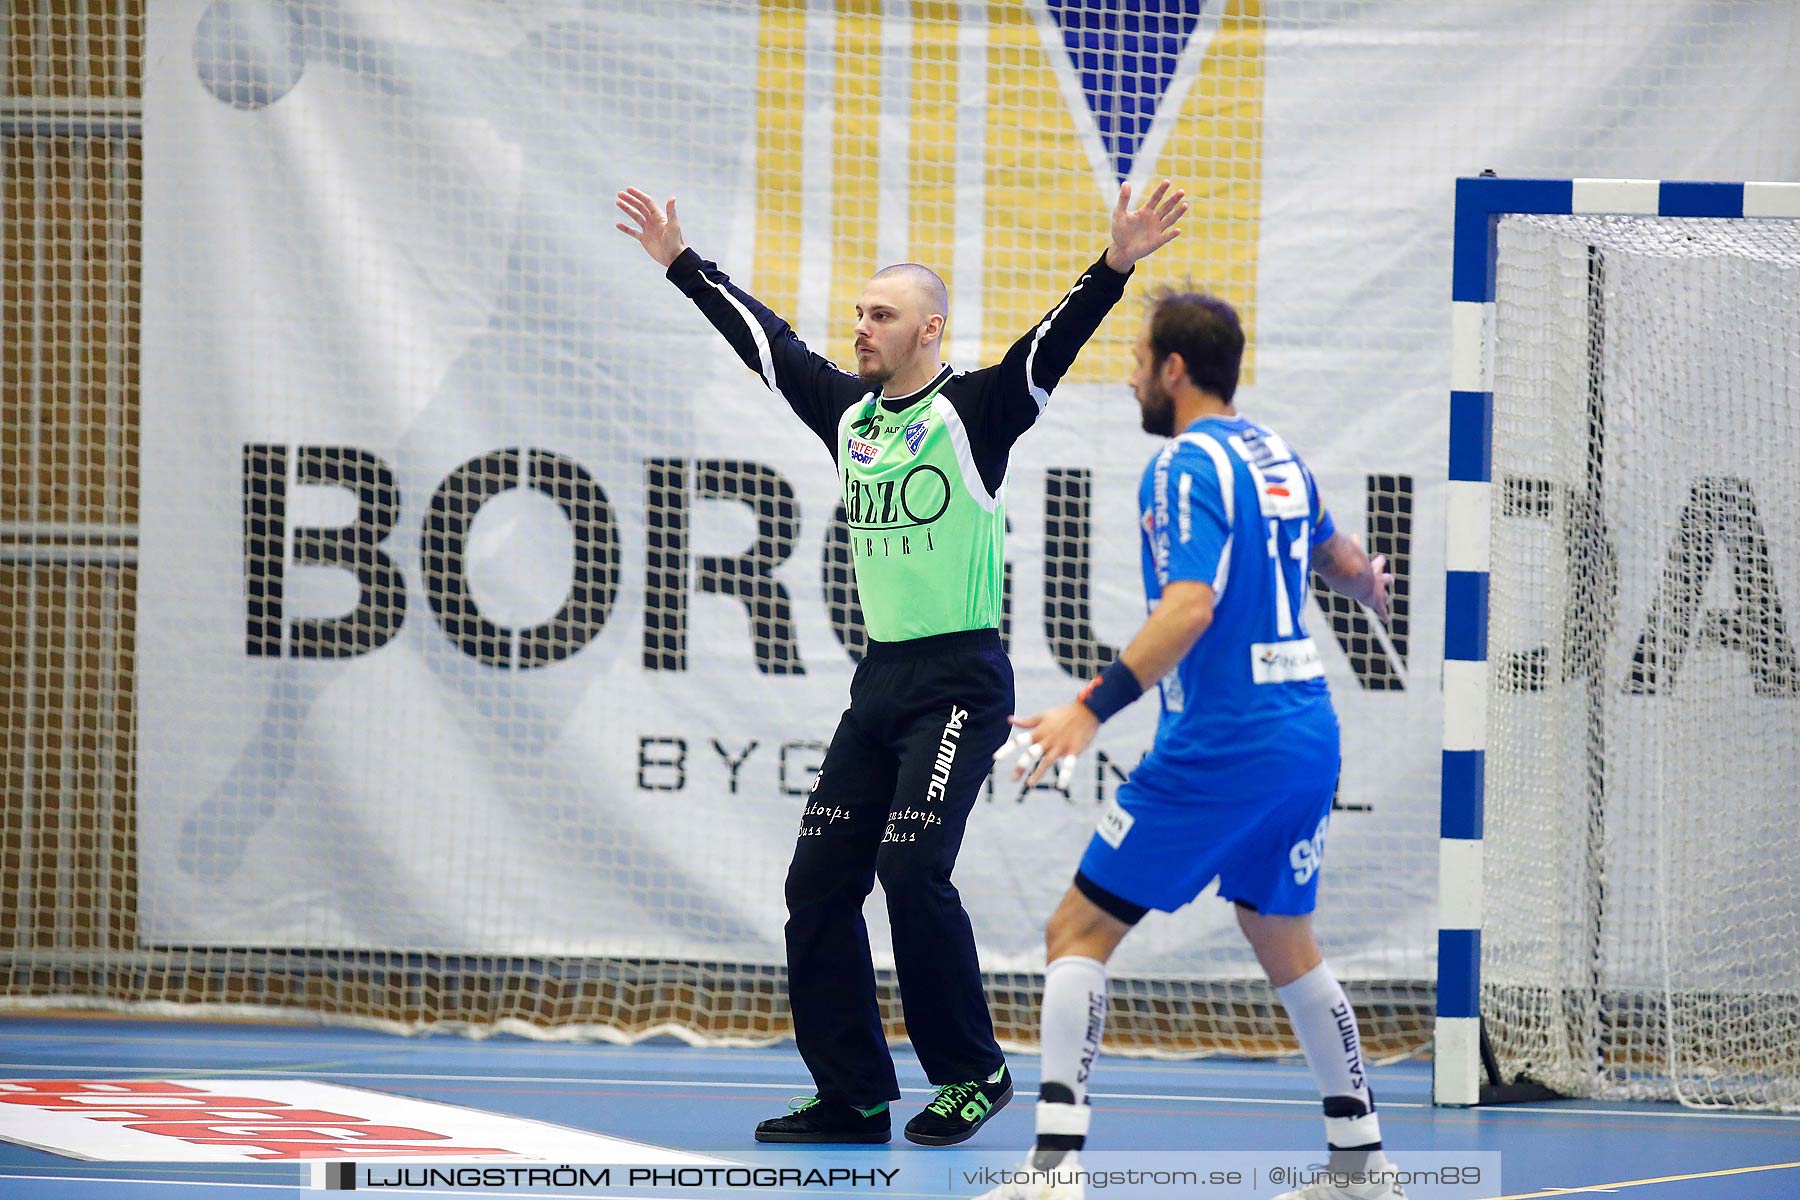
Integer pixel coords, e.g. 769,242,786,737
785,628,1012,1104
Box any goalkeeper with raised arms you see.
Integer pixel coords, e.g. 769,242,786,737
985,291,1402,1200
615,180,1186,1146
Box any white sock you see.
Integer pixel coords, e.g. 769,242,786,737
1034,954,1106,1162
1275,961,1383,1151
1039,955,1108,1107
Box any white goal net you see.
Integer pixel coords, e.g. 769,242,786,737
3,0,1432,1060
6,1,1799,1070
1484,212,1800,1108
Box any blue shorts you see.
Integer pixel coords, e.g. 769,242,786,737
1076,752,1338,917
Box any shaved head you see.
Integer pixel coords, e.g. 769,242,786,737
854,263,950,391
870,263,949,322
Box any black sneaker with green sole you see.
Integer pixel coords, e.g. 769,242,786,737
754,1096,891,1144
902,1064,1012,1146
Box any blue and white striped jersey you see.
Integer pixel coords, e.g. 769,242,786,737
1135,414,1339,792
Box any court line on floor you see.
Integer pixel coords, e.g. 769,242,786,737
6,1063,1414,1104
1490,1158,1800,1198
6,1062,1799,1125
0,1038,1345,1078
0,1031,1389,1078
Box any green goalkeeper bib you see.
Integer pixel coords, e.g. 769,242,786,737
837,380,1005,643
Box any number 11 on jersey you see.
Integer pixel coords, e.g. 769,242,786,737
1267,517,1311,639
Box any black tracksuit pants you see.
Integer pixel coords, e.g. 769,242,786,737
784,628,1012,1105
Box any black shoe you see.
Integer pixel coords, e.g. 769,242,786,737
755,1096,891,1144
903,1064,1013,1146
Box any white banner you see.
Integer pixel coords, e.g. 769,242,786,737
138,0,1799,980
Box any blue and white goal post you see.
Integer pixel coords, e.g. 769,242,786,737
1435,175,1800,1108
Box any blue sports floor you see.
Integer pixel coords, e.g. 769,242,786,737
0,1017,1795,1198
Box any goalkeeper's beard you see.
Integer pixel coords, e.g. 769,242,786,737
856,352,893,388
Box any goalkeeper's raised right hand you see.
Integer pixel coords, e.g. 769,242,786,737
614,186,688,268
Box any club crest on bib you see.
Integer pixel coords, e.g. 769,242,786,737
904,419,928,456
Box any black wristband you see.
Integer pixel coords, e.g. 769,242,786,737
1078,659,1144,723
